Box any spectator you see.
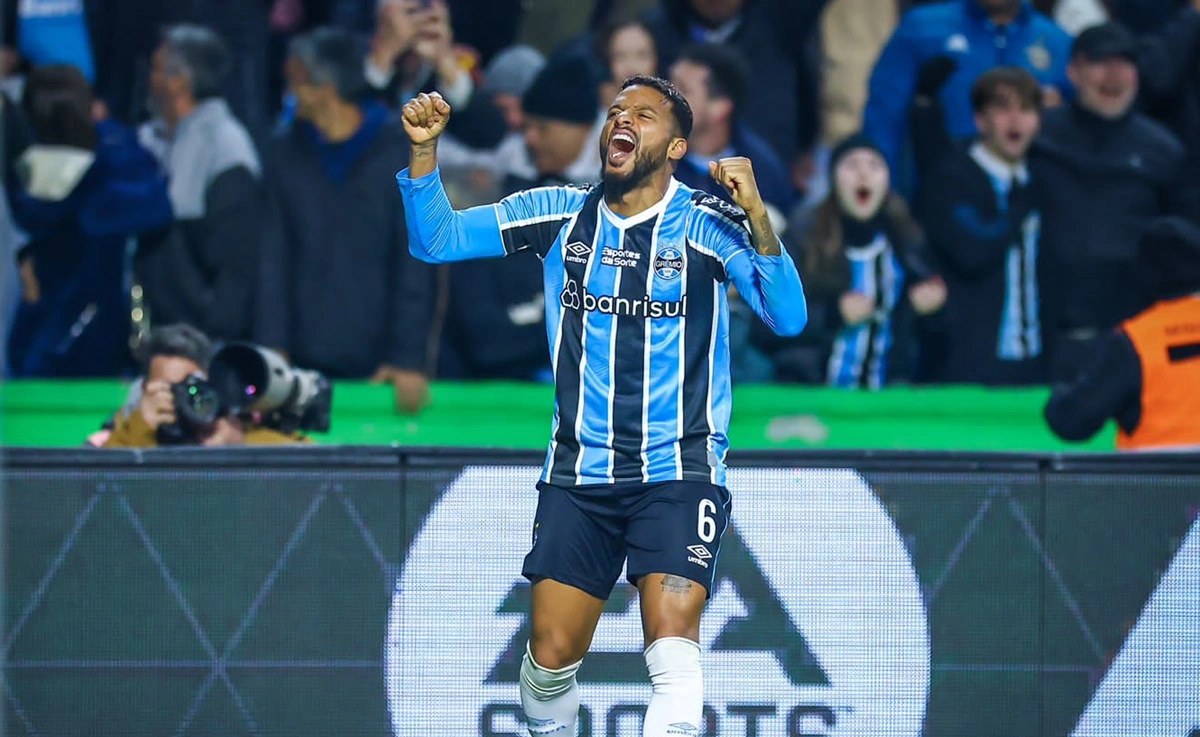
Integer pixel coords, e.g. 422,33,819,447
919,67,1048,385
596,17,659,106
1045,217,1200,450
1035,21,1191,380
1137,0,1200,211
364,0,507,150
255,27,434,413
100,323,306,447
505,54,602,189
428,44,546,208
438,54,600,382
808,0,899,206
135,25,263,343
6,65,172,378
161,0,274,139
746,134,945,387
482,44,545,134
668,42,793,223
863,0,1072,195
644,0,827,167
331,0,524,67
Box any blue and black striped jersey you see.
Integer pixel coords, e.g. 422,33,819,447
397,168,807,486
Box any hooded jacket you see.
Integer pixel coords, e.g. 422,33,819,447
7,119,172,376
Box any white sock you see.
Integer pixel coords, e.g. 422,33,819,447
642,637,703,737
520,642,582,737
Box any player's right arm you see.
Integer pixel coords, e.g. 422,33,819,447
396,92,585,263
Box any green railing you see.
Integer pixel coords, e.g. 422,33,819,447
0,380,1112,451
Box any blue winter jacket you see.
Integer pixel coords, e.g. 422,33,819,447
7,119,172,377
863,0,1072,178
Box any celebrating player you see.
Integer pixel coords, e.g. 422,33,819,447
396,77,806,737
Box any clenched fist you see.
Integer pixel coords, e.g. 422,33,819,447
402,91,451,145
708,156,766,217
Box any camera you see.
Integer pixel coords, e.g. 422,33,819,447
208,342,332,434
156,374,225,444
155,343,333,444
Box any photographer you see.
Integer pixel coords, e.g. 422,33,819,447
101,324,308,448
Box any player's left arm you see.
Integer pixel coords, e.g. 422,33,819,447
705,157,808,336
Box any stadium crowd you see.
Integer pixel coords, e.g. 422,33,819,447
3,0,1200,416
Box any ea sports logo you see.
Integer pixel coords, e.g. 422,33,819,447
385,467,930,737
654,247,684,281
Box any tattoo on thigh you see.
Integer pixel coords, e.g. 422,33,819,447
661,575,694,594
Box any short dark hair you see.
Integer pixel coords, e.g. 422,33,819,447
620,75,693,138
675,42,750,114
135,323,213,374
22,64,96,150
161,24,232,101
971,67,1042,113
288,27,369,102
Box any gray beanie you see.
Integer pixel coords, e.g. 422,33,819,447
482,45,547,97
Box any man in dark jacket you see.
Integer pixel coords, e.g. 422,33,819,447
1137,0,1200,210
919,67,1047,385
136,24,263,343
668,42,793,222
1034,21,1191,380
255,26,434,413
644,0,826,167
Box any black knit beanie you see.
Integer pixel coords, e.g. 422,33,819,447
522,54,599,125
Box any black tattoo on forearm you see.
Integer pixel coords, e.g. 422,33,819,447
661,575,694,594
748,208,780,256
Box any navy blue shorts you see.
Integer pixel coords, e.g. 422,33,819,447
521,479,732,600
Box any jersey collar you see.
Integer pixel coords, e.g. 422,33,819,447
599,177,680,229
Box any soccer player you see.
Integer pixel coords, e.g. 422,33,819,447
396,77,807,737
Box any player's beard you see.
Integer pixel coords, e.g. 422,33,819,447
602,142,663,199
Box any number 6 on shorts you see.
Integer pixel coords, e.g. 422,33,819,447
697,499,717,543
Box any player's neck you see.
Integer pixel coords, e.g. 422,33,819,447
604,169,673,218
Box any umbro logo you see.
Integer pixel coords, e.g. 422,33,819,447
687,544,711,568
563,241,591,265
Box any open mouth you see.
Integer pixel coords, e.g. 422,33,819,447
855,186,872,205
1005,130,1024,144
608,129,636,166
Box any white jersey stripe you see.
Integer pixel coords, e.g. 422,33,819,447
705,280,720,485
542,212,581,481
571,210,604,482
605,234,624,483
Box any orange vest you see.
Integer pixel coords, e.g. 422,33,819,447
1117,295,1200,451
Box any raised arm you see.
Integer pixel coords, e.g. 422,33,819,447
703,157,808,337
396,92,506,263
396,92,584,263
